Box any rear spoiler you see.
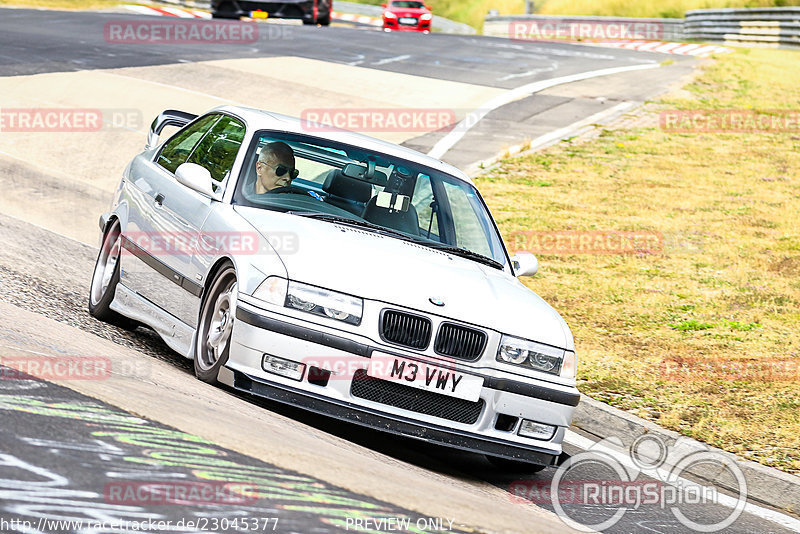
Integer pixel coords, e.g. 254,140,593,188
145,110,198,150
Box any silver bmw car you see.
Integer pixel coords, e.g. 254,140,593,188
89,105,580,469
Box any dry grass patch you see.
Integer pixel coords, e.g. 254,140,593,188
479,48,800,474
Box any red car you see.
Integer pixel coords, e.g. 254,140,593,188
381,0,432,33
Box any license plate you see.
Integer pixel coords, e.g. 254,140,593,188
399,17,417,25
368,352,483,402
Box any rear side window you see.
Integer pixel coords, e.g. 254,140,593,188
186,115,246,184
155,114,219,174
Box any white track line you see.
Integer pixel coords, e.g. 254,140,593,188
427,63,659,160
564,430,800,532
373,54,411,66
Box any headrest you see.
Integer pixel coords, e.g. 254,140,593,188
322,169,373,203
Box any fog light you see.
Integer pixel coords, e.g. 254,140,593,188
518,419,556,441
262,354,305,381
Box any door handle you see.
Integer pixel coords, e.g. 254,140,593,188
154,193,165,207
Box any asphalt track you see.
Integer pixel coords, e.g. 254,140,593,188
1,7,799,534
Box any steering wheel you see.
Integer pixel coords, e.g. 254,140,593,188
268,185,319,197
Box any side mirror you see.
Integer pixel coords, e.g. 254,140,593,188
381,3,387,6
511,251,538,277
175,163,218,199
426,4,432,9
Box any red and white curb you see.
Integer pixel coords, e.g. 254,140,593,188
331,11,381,26
586,40,731,57
124,4,211,18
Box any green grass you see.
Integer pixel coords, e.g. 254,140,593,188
479,47,800,474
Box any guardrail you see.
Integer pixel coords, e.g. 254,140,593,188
685,7,800,48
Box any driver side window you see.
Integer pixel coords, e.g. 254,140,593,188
155,114,219,174
186,115,246,185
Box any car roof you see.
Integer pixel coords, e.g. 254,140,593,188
212,105,474,186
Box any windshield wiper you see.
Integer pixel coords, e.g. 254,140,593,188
287,211,416,241
421,242,505,270
288,211,505,271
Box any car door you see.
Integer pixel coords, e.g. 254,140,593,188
121,113,245,327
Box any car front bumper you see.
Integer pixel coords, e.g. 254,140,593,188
222,299,580,465
383,19,431,31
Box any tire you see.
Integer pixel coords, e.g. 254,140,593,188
194,264,237,384
486,455,548,473
318,14,330,25
212,4,240,19
88,221,138,330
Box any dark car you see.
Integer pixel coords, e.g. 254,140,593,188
212,0,332,25
382,0,432,32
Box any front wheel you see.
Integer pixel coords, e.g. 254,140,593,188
88,221,138,330
194,265,238,384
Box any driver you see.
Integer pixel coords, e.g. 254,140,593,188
255,141,298,193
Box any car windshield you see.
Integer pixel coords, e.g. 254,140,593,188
233,132,507,269
391,1,425,7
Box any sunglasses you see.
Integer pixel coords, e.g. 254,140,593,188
259,161,299,180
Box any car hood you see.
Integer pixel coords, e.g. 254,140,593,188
238,207,569,349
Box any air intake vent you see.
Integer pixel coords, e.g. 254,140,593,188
434,323,487,361
380,310,432,350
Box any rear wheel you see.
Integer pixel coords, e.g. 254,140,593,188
88,221,138,330
194,265,237,384
317,13,330,25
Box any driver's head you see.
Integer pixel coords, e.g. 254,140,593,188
255,141,296,193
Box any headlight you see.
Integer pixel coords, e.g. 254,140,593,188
252,276,288,306
420,13,432,20
285,281,363,325
384,10,397,18
497,335,575,378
